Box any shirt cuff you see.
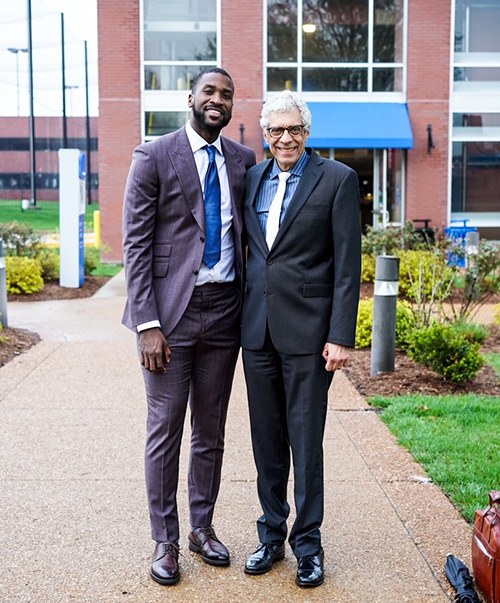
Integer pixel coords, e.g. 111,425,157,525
137,320,161,332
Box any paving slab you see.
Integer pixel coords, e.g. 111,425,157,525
0,271,477,602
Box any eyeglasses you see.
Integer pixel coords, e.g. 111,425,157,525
266,124,306,138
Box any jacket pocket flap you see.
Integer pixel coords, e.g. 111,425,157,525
153,262,169,278
153,244,172,257
302,284,332,297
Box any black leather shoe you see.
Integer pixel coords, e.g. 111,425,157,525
244,543,285,575
296,548,324,587
150,542,180,585
188,526,230,566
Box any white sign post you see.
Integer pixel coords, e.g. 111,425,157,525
59,149,86,288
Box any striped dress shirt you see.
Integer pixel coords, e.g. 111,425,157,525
255,150,310,236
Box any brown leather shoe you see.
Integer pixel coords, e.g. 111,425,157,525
188,526,230,566
150,542,180,585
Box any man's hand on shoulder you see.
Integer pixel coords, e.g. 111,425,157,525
140,328,171,374
322,342,350,372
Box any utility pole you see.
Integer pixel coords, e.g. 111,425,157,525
84,41,92,204
27,0,36,206
61,13,67,148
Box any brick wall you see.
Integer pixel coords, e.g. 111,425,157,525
0,116,98,202
98,0,141,261
221,0,265,161
406,0,452,229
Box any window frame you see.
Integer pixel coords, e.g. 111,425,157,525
140,0,221,141
264,0,408,100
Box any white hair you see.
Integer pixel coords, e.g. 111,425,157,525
260,90,312,130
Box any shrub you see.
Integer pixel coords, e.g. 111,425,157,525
450,321,490,346
362,221,426,256
449,240,500,322
398,249,454,300
0,221,42,257
494,303,500,326
6,256,44,295
407,323,484,382
84,247,100,275
355,298,416,350
36,248,60,280
395,301,416,350
361,253,376,283
355,298,374,348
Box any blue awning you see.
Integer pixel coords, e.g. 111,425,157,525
306,102,414,149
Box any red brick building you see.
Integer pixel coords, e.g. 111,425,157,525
0,116,98,203
98,0,500,262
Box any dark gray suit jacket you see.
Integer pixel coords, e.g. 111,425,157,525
241,149,361,354
122,126,256,335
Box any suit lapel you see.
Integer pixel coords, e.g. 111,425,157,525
168,127,205,231
222,138,243,237
271,151,324,247
246,160,272,257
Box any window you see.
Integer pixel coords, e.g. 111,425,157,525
451,113,500,214
454,0,500,93
266,0,405,93
144,112,189,138
143,0,217,91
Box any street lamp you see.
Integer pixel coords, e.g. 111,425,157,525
7,47,28,116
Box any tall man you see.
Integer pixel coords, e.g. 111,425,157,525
242,91,361,588
122,68,255,586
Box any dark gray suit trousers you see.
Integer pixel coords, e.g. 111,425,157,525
242,326,334,558
141,283,239,543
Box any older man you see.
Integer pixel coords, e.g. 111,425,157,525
241,91,361,587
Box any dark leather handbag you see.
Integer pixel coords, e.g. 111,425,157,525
472,491,500,603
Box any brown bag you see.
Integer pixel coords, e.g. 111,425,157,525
472,490,500,603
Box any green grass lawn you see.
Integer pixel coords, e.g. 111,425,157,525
484,352,500,375
0,200,99,232
368,393,500,522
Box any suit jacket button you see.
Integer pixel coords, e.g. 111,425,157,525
267,259,273,265
200,237,205,243
193,270,199,275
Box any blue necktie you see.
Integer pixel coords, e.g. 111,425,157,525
203,145,222,268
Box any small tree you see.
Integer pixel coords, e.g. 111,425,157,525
361,221,427,257
0,221,42,257
400,248,455,328
447,240,500,322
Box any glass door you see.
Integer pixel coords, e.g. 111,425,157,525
334,148,374,234
373,148,404,229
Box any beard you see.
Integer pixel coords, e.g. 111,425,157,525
191,104,231,133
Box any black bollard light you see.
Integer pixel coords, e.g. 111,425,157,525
371,255,400,376
0,240,8,327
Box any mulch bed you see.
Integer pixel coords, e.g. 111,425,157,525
350,282,500,397
344,325,500,398
0,327,41,369
7,276,111,302
0,276,111,368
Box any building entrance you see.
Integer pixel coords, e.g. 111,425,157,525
334,148,405,233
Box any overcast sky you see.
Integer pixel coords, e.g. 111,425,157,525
0,0,98,117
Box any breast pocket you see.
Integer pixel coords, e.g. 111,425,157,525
296,204,329,223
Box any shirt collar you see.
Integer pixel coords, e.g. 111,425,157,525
270,150,309,179
185,121,223,155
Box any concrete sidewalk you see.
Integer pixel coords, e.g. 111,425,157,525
0,271,474,602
